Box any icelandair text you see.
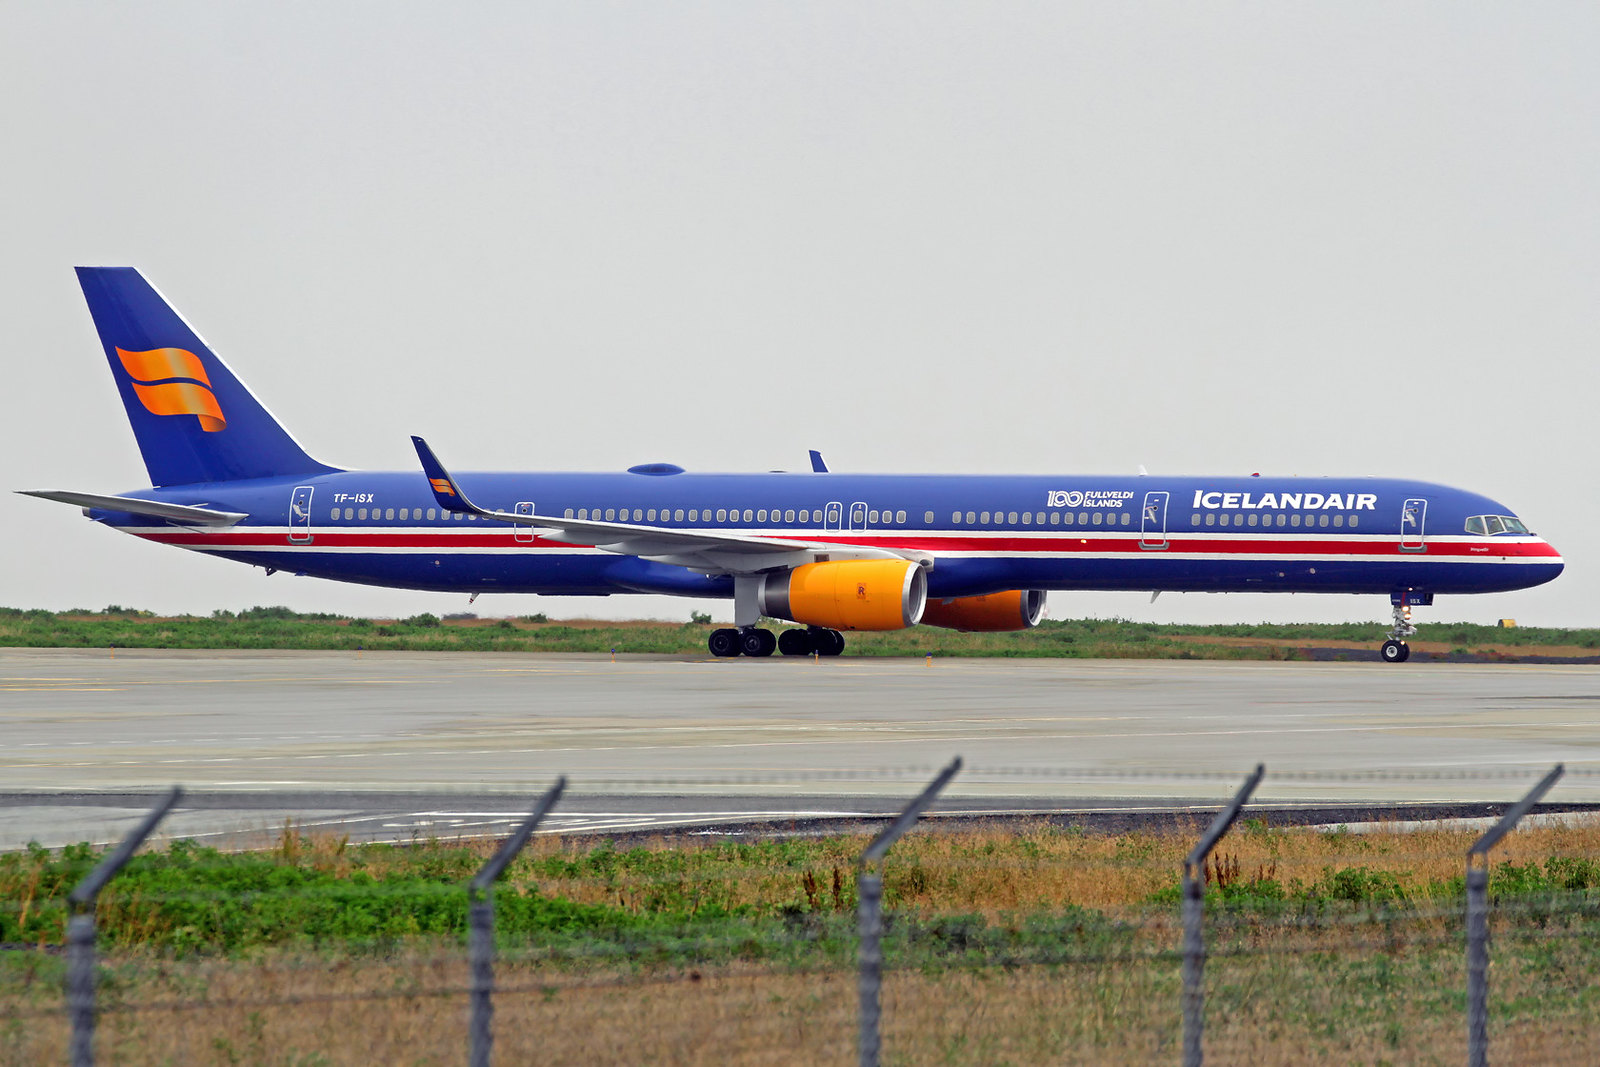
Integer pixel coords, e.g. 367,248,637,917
1191,490,1376,511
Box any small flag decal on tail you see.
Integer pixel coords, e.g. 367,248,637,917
116,347,226,432
430,478,457,497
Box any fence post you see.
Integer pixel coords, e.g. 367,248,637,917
1466,763,1563,1067
857,757,962,1067
65,786,183,1067
468,777,565,1067
1181,764,1264,1067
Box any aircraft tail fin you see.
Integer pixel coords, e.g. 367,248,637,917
75,267,339,486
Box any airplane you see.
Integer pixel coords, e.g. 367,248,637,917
21,267,1564,664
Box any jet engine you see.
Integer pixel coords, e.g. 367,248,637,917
757,560,926,631
920,590,1046,632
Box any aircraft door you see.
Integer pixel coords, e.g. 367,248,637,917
1401,498,1427,551
289,486,314,544
825,501,843,531
514,501,535,543
849,502,868,531
1140,491,1169,550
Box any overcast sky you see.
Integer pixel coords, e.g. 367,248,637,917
4,4,1597,628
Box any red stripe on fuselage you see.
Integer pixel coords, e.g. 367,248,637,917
125,528,1562,559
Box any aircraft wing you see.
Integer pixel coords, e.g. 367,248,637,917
17,489,248,527
411,437,912,574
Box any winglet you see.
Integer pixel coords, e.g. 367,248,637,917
411,436,478,514
809,450,828,473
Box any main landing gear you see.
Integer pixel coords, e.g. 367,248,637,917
708,626,845,658
1380,596,1422,663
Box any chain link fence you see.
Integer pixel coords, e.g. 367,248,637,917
4,764,1599,1065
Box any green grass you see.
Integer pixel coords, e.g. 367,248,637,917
2,606,1594,658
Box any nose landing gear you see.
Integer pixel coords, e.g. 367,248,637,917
1380,592,1428,664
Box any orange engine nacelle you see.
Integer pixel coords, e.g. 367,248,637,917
920,590,1046,632
757,560,927,631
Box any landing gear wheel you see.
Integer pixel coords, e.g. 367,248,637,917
708,628,741,657
1381,597,1420,664
740,627,777,657
810,627,846,656
777,629,813,656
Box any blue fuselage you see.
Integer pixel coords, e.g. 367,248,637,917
95,470,1564,602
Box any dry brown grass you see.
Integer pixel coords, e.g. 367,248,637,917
492,818,1600,919
4,940,1597,1066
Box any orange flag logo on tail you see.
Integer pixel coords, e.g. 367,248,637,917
429,478,457,497
116,347,226,432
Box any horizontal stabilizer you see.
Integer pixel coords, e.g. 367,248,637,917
17,489,247,526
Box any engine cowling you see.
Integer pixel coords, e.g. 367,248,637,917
920,590,1046,632
757,560,927,631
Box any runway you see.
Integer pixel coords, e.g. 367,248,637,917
3,648,1598,848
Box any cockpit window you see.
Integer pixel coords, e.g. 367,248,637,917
1466,514,1529,536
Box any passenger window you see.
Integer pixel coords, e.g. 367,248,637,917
1349,515,1358,528
1332,514,1343,527
868,510,879,523
603,508,613,521
717,509,727,522
1291,514,1301,527
401,508,411,520
1037,512,1046,524
578,509,587,519
329,508,339,521
1204,513,1214,526
358,508,368,520
1220,514,1230,527
1485,515,1506,535
648,509,657,521
980,511,990,524
785,509,796,523
1465,516,1486,536
1247,513,1257,527
674,509,685,521
456,512,464,521
631,509,641,521
1050,513,1059,525
1120,513,1130,526
897,510,907,524
1192,513,1201,526
688,509,698,521
1092,512,1103,526
758,509,768,522
385,508,395,520
966,511,976,524
345,508,354,520
1008,511,1019,524
427,508,436,520
799,509,809,523
924,511,933,523
1318,514,1329,528
564,508,574,519
1022,512,1032,525
742,509,753,522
